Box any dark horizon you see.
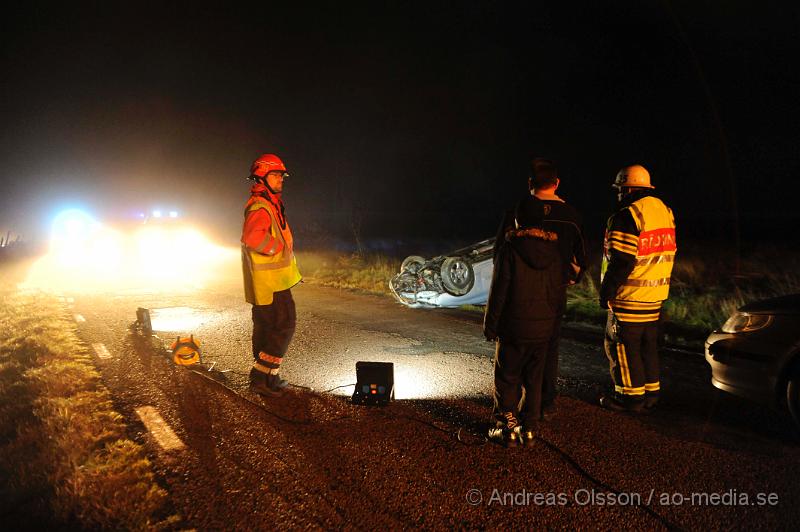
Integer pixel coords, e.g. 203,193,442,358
3,2,799,246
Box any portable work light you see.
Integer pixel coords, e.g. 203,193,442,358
351,361,394,405
136,307,152,334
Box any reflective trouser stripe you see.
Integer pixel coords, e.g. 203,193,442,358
617,343,631,387
252,363,272,374
258,352,282,364
257,351,283,369
615,385,646,395
252,363,280,375
645,382,660,392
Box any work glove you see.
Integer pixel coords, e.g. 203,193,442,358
483,329,498,342
599,298,609,309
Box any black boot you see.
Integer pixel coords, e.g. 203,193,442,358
600,393,644,413
266,373,289,391
487,426,520,448
249,368,283,397
644,392,659,411
519,423,536,447
488,412,521,448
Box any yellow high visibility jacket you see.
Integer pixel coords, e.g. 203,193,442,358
601,194,676,321
241,189,302,305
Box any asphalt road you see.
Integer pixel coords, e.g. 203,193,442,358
63,278,799,529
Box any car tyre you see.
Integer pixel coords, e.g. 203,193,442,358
440,256,474,296
400,255,426,274
788,373,800,431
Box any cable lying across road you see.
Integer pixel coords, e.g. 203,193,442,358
536,435,681,529
188,367,317,425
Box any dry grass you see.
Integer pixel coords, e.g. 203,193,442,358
298,251,400,295
664,245,800,331
0,289,174,530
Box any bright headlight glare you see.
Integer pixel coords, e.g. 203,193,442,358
721,312,772,333
51,209,95,242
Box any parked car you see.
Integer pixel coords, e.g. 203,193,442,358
389,238,495,308
705,293,800,429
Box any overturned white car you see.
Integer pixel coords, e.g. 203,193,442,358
389,238,495,308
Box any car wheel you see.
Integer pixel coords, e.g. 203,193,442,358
788,374,800,431
440,256,474,296
400,255,426,274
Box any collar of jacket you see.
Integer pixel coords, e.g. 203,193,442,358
250,182,282,203
618,188,656,209
532,190,564,203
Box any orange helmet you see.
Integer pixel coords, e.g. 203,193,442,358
249,153,287,179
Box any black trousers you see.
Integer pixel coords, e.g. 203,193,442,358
252,288,296,371
542,290,567,406
603,311,660,400
493,340,548,430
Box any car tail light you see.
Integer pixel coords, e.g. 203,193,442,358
720,312,772,333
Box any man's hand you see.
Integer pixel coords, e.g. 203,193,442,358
484,329,498,342
599,299,609,309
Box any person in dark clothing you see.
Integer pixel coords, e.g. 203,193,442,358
494,158,586,414
484,196,563,447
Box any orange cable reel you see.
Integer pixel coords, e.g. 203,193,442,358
170,334,202,366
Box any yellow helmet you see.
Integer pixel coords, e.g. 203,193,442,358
613,164,654,189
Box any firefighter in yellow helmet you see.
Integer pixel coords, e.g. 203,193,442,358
599,164,676,412
241,153,302,396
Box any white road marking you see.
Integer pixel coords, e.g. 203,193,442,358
74,314,86,323
135,406,185,451
92,343,112,359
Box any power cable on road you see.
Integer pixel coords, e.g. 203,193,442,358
188,367,315,425
535,435,681,530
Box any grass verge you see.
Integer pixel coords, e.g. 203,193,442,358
298,251,400,295
0,289,175,529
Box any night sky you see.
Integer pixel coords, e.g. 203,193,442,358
2,1,799,249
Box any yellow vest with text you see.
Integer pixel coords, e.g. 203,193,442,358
601,196,676,303
241,196,302,305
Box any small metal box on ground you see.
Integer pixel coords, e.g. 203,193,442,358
351,361,394,405
136,307,152,334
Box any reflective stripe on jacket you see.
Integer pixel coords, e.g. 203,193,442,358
241,190,302,305
601,195,676,304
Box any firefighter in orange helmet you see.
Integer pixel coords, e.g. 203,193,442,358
599,164,676,412
241,153,302,396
